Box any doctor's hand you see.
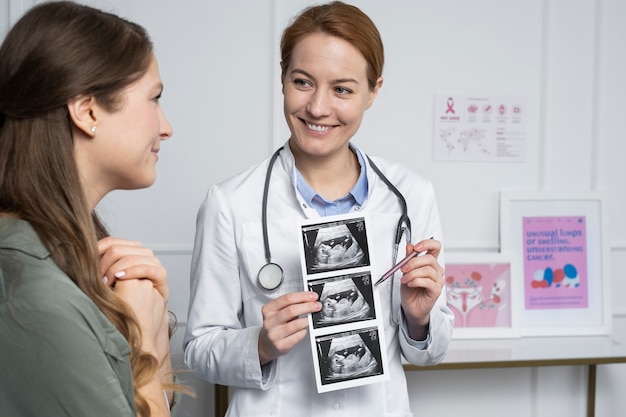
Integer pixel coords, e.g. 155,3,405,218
98,237,169,302
399,238,444,341
258,291,322,366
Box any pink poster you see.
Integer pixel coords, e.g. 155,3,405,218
522,216,588,310
445,263,511,328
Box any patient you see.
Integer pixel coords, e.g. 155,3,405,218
0,2,187,416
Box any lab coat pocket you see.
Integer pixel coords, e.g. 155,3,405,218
228,384,281,416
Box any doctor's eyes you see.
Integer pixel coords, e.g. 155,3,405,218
293,78,312,88
333,86,352,95
291,79,353,96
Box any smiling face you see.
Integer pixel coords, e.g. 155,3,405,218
74,55,172,208
282,33,382,162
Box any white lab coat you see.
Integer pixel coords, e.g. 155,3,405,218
184,143,454,417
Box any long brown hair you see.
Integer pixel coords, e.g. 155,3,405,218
0,2,162,415
280,1,384,90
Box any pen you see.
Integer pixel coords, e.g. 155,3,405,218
374,237,433,286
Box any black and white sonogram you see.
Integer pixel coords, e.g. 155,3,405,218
301,218,370,274
308,273,375,328
316,329,383,385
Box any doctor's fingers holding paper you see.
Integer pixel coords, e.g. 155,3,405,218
258,291,322,365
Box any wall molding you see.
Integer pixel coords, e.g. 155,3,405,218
538,0,550,191
7,0,36,25
151,242,626,256
152,245,193,255
176,309,626,329
591,0,603,190
611,242,626,251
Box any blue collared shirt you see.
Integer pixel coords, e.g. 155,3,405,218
296,147,368,216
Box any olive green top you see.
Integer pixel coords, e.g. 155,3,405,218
0,218,179,416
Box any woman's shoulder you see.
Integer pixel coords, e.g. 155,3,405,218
0,218,115,337
0,217,49,258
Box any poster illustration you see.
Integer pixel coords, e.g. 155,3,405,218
522,216,588,310
500,192,609,336
433,94,527,162
298,213,388,393
445,262,512,329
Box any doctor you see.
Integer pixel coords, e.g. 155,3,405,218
184,1,454,416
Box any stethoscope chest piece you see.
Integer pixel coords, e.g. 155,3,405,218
258,262,284,290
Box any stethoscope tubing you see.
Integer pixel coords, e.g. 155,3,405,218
261,147,284,265
365,155,411,262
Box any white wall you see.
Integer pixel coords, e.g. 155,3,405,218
2,1,626,416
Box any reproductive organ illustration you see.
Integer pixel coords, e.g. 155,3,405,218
445,264,510,328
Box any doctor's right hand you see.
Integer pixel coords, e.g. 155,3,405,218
258,291,322,366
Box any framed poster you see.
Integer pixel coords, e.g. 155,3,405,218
445,252,520,339
499,192,611,336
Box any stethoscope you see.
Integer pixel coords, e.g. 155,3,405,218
257,146,412,291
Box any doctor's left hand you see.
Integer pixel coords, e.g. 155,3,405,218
98,236,169,302
258,291,322,366
399,238,444,340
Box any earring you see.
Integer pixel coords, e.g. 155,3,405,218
91,126,97,133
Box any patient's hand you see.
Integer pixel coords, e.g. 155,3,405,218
98,237,169,301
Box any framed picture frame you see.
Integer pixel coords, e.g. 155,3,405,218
499,191,611,336
445,251,520,339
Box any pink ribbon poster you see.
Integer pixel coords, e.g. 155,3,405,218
522,216,588,310
433,94,527,162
